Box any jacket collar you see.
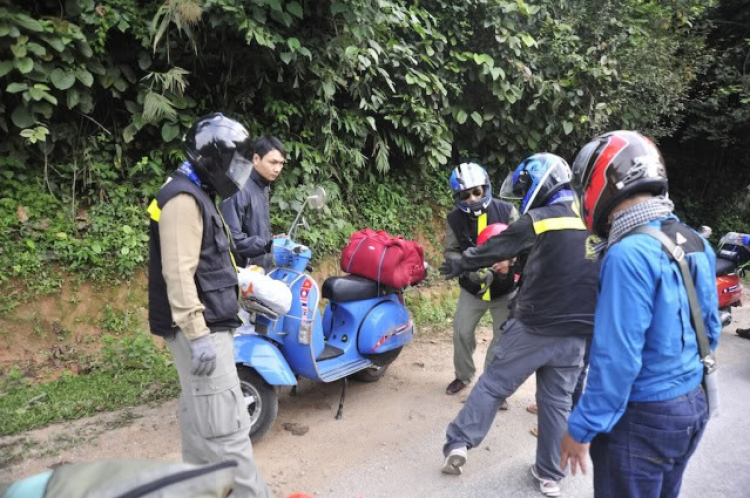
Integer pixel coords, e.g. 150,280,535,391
251,167,270,188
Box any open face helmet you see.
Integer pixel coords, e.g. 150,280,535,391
182,113,254,198
449,163,493,216
571,130,668,237
499,153,572,214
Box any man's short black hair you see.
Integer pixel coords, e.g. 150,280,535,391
254,136,286,159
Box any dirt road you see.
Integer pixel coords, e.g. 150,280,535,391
2,312,750,497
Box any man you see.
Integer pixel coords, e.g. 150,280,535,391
562,130,721,498
148,113,271,498
221,136,286,271
439,154,600,497
444,162,518,399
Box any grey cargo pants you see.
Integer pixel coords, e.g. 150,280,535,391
453,288,514,383
444,318,586,481
167,330,271,498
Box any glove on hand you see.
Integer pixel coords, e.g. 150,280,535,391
467,269,494,285
189,335,217,376
439,253,465,280
263,239,274,253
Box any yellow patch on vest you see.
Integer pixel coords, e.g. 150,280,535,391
585,234,603,261
532,216,586,234
476,213,491,301
147,199,161,222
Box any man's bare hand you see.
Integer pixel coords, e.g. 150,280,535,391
492,260,511,275
560,431,590,476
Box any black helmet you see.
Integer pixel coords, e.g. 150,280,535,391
571,130,668,237
182,113,254,198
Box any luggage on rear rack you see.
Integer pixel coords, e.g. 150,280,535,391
340,228,426,289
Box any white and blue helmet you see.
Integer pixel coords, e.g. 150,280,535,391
449,162,492,216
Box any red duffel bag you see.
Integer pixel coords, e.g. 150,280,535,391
340,228,426,288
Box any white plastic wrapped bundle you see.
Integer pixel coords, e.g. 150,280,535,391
237,266,292,315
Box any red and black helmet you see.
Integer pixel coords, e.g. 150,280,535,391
571,130,668,237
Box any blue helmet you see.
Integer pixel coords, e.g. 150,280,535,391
449,162,492,216
499,153,572,214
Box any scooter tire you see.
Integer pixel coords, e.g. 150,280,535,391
351,363,391,383
352,346,404,382
237,366,278,442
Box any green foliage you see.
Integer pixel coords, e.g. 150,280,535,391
0,364,179,436
405,285,493,329
99,331,167,372
0,0,723,291
0,366,29,395
99,304,136,333
0,332,178,436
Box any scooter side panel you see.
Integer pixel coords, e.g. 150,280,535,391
357,298,414,354
234,334,297,386
279,274,325,380
717,273,743,309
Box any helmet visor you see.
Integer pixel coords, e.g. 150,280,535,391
227,151,253,191
498,171,522,199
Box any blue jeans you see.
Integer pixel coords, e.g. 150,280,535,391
590,386,709,498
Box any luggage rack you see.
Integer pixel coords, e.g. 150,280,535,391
240,297,286,335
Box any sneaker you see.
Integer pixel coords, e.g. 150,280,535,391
441,447,468,475
445,379,467,395
498,400,509,411
530,465,561,497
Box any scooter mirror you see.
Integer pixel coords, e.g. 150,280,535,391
308,186,327,210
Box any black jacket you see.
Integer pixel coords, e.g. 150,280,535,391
446,199,516,298
462,201,599,336
220,168,273,269
148,173,242,337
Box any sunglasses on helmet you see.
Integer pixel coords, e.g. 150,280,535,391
459,187,484,201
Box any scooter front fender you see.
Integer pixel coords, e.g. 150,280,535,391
234,334,297,386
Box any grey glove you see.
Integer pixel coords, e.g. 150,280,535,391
467,270,487,285
439,253,465,280
189,335,217,376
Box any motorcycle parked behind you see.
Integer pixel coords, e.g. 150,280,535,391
234,187,415,440
699,226,750,328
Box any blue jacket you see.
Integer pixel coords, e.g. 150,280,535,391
568,216,721,443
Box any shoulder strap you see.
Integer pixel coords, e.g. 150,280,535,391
630,226,711,361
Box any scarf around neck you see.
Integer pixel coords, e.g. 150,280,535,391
607,195,675,247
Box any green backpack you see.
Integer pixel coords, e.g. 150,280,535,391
1,459,236,498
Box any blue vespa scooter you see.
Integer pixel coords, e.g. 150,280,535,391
234,187,415,440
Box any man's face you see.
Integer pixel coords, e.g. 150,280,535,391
253,149,285,182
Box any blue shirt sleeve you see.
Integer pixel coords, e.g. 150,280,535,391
567,238,656,443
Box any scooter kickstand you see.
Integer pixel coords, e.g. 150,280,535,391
335,377,347,420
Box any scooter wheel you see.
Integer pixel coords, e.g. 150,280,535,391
238,366,278,442
351,363,391,383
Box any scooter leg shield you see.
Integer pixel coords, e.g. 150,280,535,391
234,334,297,386
357,299,414,355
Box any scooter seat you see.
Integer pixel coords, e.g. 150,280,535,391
716,256,737,276
322,275,396,302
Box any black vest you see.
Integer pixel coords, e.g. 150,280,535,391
513,202,600,335
447,199,515,299
148,173,242,337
